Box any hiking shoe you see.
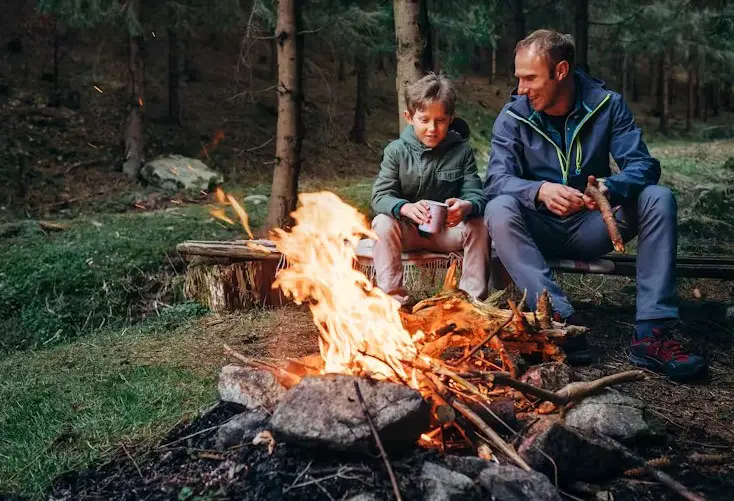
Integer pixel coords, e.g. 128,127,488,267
629,325,707,380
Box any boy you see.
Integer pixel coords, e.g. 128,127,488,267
371,73,489,306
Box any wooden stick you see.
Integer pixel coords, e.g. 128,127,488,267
555,370,646,403
450,399,532,471
585,177,624,252
490,373,567,405
223,344,302,388
455,312,515,365
353,381,403,501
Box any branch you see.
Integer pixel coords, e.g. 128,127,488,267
589,6,650,26
353,381,403,501
455,312,514,365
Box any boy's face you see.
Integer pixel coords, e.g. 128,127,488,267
404,100,452,148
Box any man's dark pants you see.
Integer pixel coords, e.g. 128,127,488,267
484,185,678,321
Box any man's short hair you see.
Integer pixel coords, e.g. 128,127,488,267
404,72,456,117
515,29,575,76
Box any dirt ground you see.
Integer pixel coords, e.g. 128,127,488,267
44,274,734,501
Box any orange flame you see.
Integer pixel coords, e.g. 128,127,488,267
201,130,226,159
271,192,418,382
210,207,234,225
226,194,254,240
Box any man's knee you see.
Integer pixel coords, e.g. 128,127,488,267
484,195,523,233
372,214,400,238
639,185,677,216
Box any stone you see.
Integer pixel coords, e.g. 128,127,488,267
516,416,630,482
421,462,475,501
141,154,223,191
270,375,429,452
344,494,382,501
478,464,562,501
444,455,497,479
564,390,652,442
520,363,576,392
243,194,268,205
215,409,270,450
218,364,286,411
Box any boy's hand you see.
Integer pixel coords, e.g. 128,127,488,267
582,175,610,211
446,198,473,226
399,201,431,225
537,182,585,217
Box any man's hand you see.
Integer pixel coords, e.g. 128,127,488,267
537,182,585,217
399,200,431,225
446,198,473,226
582,175,610,211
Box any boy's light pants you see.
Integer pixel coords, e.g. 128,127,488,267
371,214,490,305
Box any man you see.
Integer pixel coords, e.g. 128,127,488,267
484,29,707,380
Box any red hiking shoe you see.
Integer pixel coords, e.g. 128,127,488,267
629,325,707,381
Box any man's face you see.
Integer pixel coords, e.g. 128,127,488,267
405,100,452,148
514,48,563,113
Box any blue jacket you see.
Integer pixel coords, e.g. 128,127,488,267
484,70,661,210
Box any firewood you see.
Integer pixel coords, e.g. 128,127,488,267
554,370,646,403
535,289,553,330
585,177,625,252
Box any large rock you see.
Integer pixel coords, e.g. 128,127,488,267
215,409,270,450
478,464,562,501
218,365,286,411
444,455,497,479
270,375,429,452
141,154,223,191
520,363,576,392
421,462,475,501
344,494,382,501
516,417,629,482
564,390,652,443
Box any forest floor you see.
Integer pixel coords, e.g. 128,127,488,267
1,24,734,501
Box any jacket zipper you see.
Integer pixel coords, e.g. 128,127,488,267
506,93,611,184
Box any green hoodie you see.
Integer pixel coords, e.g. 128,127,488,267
371,125,487,218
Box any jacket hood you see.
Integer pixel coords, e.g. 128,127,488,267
399,125,464,153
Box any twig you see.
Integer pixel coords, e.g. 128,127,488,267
489,372,567,405
555,371,646,403
456,313,515,365
585,177,624,252
353,381,402,501
122,442,145,482
246,137,274,152
450,399,532,471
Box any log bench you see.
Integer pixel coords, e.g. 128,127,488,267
177,239,734,312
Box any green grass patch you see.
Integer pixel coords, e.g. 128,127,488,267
0,305,218,500
0,206,243,352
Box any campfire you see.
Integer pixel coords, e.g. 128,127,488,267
212,191,701,501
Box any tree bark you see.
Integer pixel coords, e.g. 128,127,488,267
695,51,704,119
713,80,720,117
655,53,663,115
122,0,145,177
513,0,525,45
687,67,694,133
621,51,628,99
264,0,303,232
337,57,346,82
660,49,670,135
350,54,368,144
668,48,674,106
631,54,639,102
394,0,426,132
167,22,180,124
649,56,656,98
574,0,589,73
489,46,496,84
419,0,433,72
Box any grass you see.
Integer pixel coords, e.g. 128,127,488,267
0,304,299,499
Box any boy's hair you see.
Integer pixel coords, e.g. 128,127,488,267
404,72,456,117
515,29,575,77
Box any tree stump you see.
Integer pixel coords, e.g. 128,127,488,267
183,255,285,313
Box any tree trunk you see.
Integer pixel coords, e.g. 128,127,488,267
350,55,368,144
574,0,589,73
513,0,525,45
394,0,426,132
338,57,346,82
631,55,639,102
660,49,670,135
668,48,674,106
122,0,145,177
167,24,180,124
655,53,663,115
686,67,694,133
489,46,496,84
419,0,433,72
713,80,720,117
52,21,60,95
263,0,303,231
621,51,628,99
649,56,656,97
695,51,704,119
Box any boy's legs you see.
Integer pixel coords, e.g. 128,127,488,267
371,214,489,304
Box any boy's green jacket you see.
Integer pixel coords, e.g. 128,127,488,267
371,125,487,218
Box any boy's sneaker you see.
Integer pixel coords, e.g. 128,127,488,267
629,323,707,380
